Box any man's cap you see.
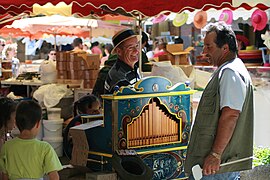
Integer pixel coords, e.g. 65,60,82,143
111,29,140,54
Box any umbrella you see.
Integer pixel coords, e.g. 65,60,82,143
10,15,125,38
0,26,32,38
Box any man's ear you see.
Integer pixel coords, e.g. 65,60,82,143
222,44,229,53
115,47,121,54
36,120,41,128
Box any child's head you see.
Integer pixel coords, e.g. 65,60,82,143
0,97,17,131
73,95,101,116
16,100,42,132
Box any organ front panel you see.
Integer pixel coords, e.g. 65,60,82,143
127,98,180,148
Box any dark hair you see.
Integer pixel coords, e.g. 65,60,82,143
48,48,56,53
142,31,149,48
205,22,238,53
73,38,83,47
16,100,42,131
47,48,57,60
73,94,99,116
0,97,17,130
105,43,114,54
91,41,99,48
142,32,148,44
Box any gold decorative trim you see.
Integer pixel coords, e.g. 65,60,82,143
88,150,112,158
102,90,196,100
137,146,187,155
87,146,187,157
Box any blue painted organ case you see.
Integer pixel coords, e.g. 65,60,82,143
93,76,195,179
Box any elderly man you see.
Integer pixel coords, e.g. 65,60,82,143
104,29,141,94
185,22,254,179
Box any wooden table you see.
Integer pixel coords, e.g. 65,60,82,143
1,79,43,97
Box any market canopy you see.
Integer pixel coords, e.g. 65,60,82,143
9,15,125,38
1,0,270,17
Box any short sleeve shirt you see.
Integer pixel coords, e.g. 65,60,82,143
0,137,62,179
218,59,251,112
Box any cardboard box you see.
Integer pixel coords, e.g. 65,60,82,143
57,70,68,79
84,69,99,80
86,172,117,180
160,44,193,65
84,79,96,89
79,54,100,70
56,52,68,62
66,61,81,71
56,61,67,70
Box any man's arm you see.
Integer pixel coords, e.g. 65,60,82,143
48,171,59,180
202,107,240,175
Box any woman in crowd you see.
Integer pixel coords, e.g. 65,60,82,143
0,97,17,149
153,40,168,58
3,43,20,78
91,41,103,58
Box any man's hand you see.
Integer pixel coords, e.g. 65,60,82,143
202,107,240,176
202,153,221,175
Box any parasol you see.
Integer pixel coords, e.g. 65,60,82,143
10,15,125,38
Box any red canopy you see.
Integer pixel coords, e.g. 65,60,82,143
1,0,269,17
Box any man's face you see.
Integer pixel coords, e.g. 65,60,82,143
203,31,225,67
48,50,56,61
117,37,139,65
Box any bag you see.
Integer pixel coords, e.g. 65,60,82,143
40,60,57,84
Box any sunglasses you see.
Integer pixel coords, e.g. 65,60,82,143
49,53,56,55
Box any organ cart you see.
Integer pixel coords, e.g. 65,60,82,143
70,76,195,179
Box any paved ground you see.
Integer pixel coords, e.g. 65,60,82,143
240,165,270,180
58,155,270,180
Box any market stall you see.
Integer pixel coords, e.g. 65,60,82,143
1,1,270,179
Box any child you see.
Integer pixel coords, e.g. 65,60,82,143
0,100,62,180
63,94,101,159
0,97,17,149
